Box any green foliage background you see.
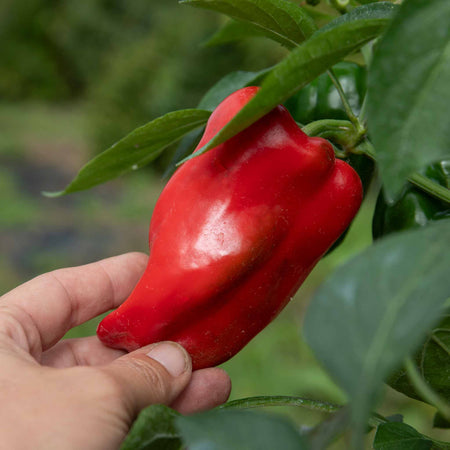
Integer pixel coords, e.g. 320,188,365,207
0,0,285,155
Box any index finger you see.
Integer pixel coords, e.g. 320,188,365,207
0,252,148,353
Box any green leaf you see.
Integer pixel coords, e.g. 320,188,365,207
175,409,307,450
179,3,395,165
388,312,450,404
373,423,433,450
45,109,210,196
220,395,341,413
181,0,317,49
163,128,204,179
433,411,450,429
317,2,396,34
198,68,272,111
168,69,271,170
168,68,271,171
204,19,267,47
120,405,181,450
303,222,450,447
306,408,351,450
356,0,384,4
367,0,450,201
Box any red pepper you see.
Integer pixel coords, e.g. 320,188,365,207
97,87,362,369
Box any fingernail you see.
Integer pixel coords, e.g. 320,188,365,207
146,342,190,377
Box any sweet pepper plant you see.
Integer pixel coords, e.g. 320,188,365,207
48,0,450,448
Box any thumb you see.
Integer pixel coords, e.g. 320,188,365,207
102,341,192,418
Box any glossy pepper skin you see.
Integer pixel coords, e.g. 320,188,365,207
285,62,373,253
373,160,450,239
326,153,374,254
97,87,363,369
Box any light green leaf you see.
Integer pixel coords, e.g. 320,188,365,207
180,0,317,49
220,395,341,413
303,222,450,447
373,423,432,450
180,3,395,165
45,109,210,196
175,410,307,450
204,19,267,47
121,405,181,450
367,0,450,201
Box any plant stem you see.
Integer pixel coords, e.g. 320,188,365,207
327,68,363,133
357,140,450,203
408,173,450,204
431,332,450,356
302,119,354,137
302,119,359,158
358,94,368,125
405,357,450,422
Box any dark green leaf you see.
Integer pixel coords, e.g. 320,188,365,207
121,405,181,450
204,19,267,47
175,409,307,450
180,3,394,165
367,0,450,201
198,68,272,111
385,414,404,423
181,0,317,49
163,128,204,179
373,423,432,450
433,411,450,429
45,109,210,196
388,312,450,404
303,222,450,446
317,2,396,34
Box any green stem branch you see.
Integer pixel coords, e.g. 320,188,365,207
327,68,363,133
358,94,368,125
408,173,450,204
405,357,450,422
357,141,450,203
302,119,354,137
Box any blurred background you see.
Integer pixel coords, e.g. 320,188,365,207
0,0,442,447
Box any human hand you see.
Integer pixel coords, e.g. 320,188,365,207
0,253,231,449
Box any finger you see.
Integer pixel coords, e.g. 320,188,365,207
41,336,126,368
171,368,231,414
101,342,192,418
0,252,147,353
